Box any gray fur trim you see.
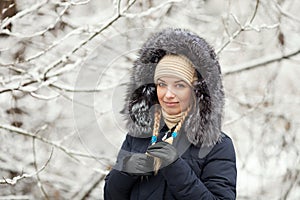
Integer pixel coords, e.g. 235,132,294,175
124,28,224,147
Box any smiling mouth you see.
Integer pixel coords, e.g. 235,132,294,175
164,101,179,107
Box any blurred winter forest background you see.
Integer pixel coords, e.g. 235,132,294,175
0,0,299,199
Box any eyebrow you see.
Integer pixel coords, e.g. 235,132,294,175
157,78,186,84
174,80,186,83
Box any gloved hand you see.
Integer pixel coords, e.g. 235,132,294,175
146,142,179,168
123,153,154,176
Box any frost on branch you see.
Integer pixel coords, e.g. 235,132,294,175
0,0,300,199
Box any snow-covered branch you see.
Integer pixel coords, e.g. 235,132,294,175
223,48,300,76
273,0,300,23
0,0,49,31
217,0,260,54
0,148,53,185
123,0,183,18
0,124,113,166
1,0,300,198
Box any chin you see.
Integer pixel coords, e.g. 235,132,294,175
163,108,181,115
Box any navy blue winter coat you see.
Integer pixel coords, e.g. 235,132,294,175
104,28,237,199
104,127,236,199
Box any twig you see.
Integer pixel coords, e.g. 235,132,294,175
0,27,88,67
223,102,262,127
0,147,53,185
223,48,300,76
0,196,31,200
217,0,260,54
69,0,91,6
1,1,71,38
43,0,137,79
48,85,111,118
32,129,52,199
0,79,37,94
117,0,122,15
49,83,104,93
71,173,107,200
0,0,49,30
49,81,126,93
1,0,137,96
0,124,112,165
29,91,60,100
244,23,279,32
0,64,25,74
273,0,300,23
123,0,183,18
79,174,106,200
282,169,300,200
0,74,59,94
248,0,260,25
1,0,135,91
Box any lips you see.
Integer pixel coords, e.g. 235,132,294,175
164,101,179,107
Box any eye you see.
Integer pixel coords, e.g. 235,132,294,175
175,83,186,88
157,82,167,87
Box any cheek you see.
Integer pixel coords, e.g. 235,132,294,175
156,88,164,101
179,90,192,106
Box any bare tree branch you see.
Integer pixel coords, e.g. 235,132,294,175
0,124,113,166
49,81,126,93
1,0,299,198
1,1,71,38
29,91,60,100
217,0,260,54
1,0,137,97
123,0,183,18
223,48,300,76
0,0,49,31
0,147,53,185
43,0,137,79
0,195,31,200
273,0,300,23
0,79,37,94
32,132,51,199
71,173,107,200
48,86,111,117
282,169,300,200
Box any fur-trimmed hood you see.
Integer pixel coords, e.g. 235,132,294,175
124,28,224,147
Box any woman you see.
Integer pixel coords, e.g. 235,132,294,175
104,28,237,199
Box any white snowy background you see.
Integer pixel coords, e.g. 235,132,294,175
0,0,299,199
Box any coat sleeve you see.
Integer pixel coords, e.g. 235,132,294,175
161,135,237,200
104,134,139,200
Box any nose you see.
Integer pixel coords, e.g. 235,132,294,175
165,87,175,98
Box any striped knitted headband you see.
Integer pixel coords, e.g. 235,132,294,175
154,54,197,85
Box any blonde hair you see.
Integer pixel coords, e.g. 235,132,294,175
150,106,190,174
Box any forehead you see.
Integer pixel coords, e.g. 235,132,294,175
157,76,186,83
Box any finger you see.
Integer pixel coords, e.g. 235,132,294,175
146,156,154,163
138,157,148,162
147,147,168,153
147,148,165,153
148,142,168,149
146,150,167,158
137,157,148,163
136,165,151,172
147,143,172,152
136,154,147,158
145,150,159,157
147,145,165,151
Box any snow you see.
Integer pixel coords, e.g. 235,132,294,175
1,0,300,199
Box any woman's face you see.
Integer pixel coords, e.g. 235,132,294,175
156,76,193,115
